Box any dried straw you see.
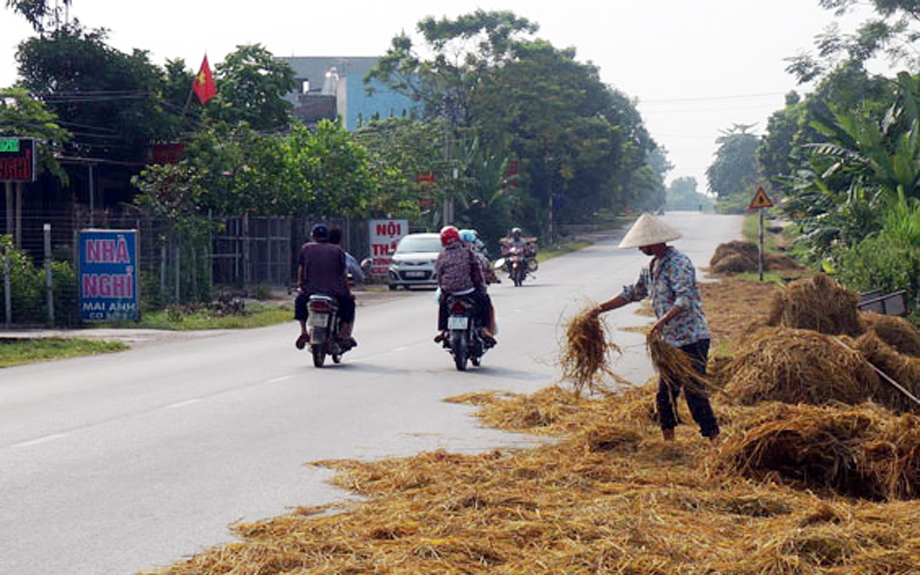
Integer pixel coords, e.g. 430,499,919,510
646,331,712,395
722,327,881,407
559,305,621,395
860,311,920,357
767,273,862,336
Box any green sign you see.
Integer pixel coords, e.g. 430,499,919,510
0,138,20,153
0,138,35,182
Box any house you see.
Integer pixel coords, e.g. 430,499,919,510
277,56,420,131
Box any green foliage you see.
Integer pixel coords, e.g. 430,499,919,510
0,338,127,368
788,1,920,83
832,197,920,319
354,116,443,219
1,235,79,326
665,176,714,211
0,88,71,183
207,44,296,132
5,0,71,34
16,24,182,162
284,120,377,218
706,124,760,198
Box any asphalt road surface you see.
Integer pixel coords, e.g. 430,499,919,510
0,212,742,575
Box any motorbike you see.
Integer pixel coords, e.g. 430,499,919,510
503,245,538,287
305,293,352,367
442,292,490,371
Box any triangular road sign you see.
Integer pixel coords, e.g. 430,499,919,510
749,187,773,210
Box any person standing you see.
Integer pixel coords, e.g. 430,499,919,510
294,223,356,350
592,213,719,442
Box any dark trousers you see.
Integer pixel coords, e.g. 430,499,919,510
294,291,356,324
438,289,492,331
656,339,719,438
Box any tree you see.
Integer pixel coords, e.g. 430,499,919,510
284,120,377,218
665,176,714,211
786,0,920,83
16,24,180,162
706,123,760,198
5,0,72,34
207,44,296,132
354,116,445,220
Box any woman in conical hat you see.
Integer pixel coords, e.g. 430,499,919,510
593,213,720,443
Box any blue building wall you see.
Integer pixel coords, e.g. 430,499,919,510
279,56,420,132
343,75,419,131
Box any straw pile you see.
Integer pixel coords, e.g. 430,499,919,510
710,240,760,273
713,402,920,501
767,274,862,336
146,385,920,575
860,311,920,357
720,327,881,407
140,276,920,575
560,306,621,395
853,332,920,413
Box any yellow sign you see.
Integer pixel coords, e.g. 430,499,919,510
749,187,773,210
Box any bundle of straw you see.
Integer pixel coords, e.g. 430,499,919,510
560,306,620,395
767,273,862,336
646,331,711,394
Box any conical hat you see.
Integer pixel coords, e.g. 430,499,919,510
618,213,681,248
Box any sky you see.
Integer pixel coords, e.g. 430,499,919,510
0,0,884,191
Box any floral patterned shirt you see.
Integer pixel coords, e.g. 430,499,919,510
619,247,710,347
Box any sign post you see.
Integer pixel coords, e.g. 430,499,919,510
748,187,774,281
1,138,36,247
367,219,408,277
78,229,140,322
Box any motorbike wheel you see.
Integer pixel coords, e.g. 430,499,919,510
471,356,481,367
512,268,523,287
332,354,342,364
450,330,468,371
312,345,326,367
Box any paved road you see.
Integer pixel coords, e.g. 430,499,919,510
0,212,742,575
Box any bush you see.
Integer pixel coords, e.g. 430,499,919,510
833,236,920,328
2,236,80,326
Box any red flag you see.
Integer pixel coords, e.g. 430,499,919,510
193,55,217,105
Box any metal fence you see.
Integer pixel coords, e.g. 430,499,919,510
2,205,372,327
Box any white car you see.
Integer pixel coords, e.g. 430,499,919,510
388,232,442,290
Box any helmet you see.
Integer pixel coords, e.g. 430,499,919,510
311,223,329,242
440,225,460,246
511,227,522,239
459,229,476,244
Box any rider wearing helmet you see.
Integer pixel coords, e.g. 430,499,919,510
459,228,497,332
294,223,356,350
434,226,495,344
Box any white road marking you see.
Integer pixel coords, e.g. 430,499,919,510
167,398,202,409
13,433,67,448
267,375,295,383
392,346,408,352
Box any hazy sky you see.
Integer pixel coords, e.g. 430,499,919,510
1,1,882,190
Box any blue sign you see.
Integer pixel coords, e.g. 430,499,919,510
78,230,139,322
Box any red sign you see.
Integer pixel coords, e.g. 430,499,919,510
0,138,36,183
151,143,187,164
415,172,435,183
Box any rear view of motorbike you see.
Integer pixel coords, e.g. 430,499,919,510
443,293,489,371
306,294,350,367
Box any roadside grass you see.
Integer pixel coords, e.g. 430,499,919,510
0,338,128,368
122,301,293,330
537,239,591,262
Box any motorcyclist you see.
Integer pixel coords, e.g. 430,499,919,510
460,228,497,334
501,227,536,273
434,226,496,345
294,223,356,350
329,226,365,285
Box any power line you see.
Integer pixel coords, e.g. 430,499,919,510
640,91,788,104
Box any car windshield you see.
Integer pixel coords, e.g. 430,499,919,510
396,235,441,254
